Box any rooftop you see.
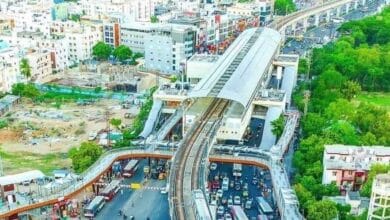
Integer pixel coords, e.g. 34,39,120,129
188,54,220,63
325,145,390,156
189,27,281,109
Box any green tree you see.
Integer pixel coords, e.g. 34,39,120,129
68,142,103,173
110,118,122,130
150,15,159,23
360,163,390,197
342,81,362,100
92,42,112,60
298,58,309,75
271,115,285,139
11,83,40,98
113,45,132,62
274,0,296,15
20,58,32,80
307,200,338,220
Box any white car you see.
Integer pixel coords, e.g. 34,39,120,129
224,213,233,220
228,197,233,207
210,163,218,170
217,206,224,216
234,196,241,205
217,189,223,198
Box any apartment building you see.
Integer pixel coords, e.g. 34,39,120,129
368,173,390,220
322,145,390,192
25,48,52,81
0,42,20,92
65,25,102,64
144,24,196,74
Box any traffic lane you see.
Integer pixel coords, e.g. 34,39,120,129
122,179,169,220
208,163,276,218
96,160,148,220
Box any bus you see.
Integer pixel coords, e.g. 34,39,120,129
84,196,105,218
332,17,345,23
99,180,120,201
123,159,139,178
192,190,212,220
256,197,273,214
231,205,249,220
233,164,242,177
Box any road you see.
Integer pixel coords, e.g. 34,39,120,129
96,159,169,220
282,0,386,56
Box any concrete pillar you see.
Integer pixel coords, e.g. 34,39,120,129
354,0,358,9
336,7,341,17
314,14,320,26
345,4,350,13
361,0,366,6
302,18,309,32
291,22,297,35
326,10,331,22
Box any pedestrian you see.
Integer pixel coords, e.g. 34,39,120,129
120,189,123,195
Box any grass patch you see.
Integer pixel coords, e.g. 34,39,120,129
0,148,71,175
356,92,390,110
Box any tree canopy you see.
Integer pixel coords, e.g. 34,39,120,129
20,58,31,80
92,42,112,60
274,0,296,15
292,8,390,219
271,115,285,139
113,45,133,62
68,142,103,173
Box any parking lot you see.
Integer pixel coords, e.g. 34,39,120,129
207,162,278,219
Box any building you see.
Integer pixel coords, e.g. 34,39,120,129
322,145,390,192
64,24,102,64
25,48,52,81
368,173,390,220
144,24,196,74
0,41,20,92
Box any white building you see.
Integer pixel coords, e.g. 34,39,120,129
0,44,20,92
368,173,390,220
322,145,390,191
65,24,102,64
144,24,196,74
25,48,52,81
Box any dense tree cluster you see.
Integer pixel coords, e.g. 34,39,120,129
68,142,103,173
292,8,390,220
92,42,142,63
274,0,296,15
311,7,390,91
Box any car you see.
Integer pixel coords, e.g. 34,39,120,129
217,206,224,215
210,163,218,170
224,213,233,220
221,197,227,205
217,189,223,198
228,197,233,208
234,196,241,205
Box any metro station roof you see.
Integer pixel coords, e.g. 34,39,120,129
189,27,281,109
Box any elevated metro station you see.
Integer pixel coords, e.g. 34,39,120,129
149,27,299,149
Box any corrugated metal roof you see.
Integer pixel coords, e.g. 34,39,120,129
189,27,281,108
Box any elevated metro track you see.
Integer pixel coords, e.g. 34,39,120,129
271,0,359,32
170,99,228,220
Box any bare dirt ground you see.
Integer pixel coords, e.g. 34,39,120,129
0,99,139,154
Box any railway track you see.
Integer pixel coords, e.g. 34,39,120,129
171,99,228,220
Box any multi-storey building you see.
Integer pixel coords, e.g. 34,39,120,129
0,41,20,92
65,24,102,64
24,48,52,81
322,145,390,192
144,24,196,73
368,173,390,220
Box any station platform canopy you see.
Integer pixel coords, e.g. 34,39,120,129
188,27,281,109
0,170,45,186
